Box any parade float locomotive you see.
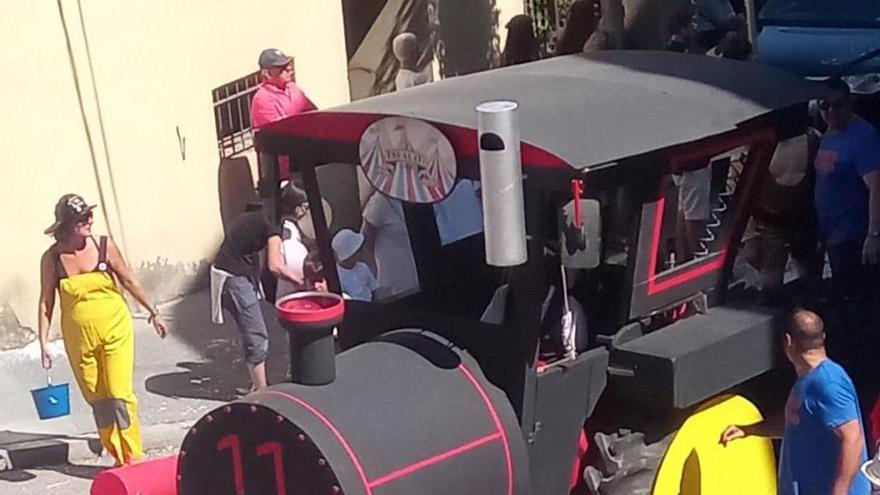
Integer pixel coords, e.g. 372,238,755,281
177,51,824,495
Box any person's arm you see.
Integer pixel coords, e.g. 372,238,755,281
862,170,880,265
831,419,866,495
266,235,304,285
720,411,784,445
365,265,380,302
106,238,166,338
360,194,382,273
37,250,57,369
303,94,317,112
291,84,317,113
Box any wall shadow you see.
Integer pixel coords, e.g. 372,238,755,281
145,292,292,402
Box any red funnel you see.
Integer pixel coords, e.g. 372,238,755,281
90,454,178,495
276,291,345,385
276,291,344,327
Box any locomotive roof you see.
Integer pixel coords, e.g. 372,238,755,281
260,50,824,169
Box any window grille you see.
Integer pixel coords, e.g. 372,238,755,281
212,71,261,158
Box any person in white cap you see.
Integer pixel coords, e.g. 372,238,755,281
332,228,378,302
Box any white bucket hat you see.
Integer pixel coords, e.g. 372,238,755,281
861,452,880,487
332,229,364,262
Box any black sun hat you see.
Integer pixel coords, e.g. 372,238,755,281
44,194,97,235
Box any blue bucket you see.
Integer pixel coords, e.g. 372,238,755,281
30,383,70,420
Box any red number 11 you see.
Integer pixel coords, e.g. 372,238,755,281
257,441,287,495
217,435,287,495
217,435,245,495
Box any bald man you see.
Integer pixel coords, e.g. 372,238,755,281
721,310,869,495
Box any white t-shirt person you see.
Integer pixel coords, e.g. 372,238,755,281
362,193,419,298
673,167,712,221
276,218,308,301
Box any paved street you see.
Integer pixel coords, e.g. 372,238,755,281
0,446,176,495
0,290,294,493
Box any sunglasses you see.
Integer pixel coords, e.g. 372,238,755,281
75,212,94,224
269,65,294,75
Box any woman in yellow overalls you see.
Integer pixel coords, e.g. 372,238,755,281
36,194,167,466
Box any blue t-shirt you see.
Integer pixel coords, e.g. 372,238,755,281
815,117,880,245
433,179,484,246
779,359,869,495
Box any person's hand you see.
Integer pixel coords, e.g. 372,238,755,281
149,313,167,339
40,345,52,370
863,236,880,265
720,425,746,446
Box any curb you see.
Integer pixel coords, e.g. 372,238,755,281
66,420,192,464
1,421,193,471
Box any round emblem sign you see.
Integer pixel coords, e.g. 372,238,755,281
359,117,457,203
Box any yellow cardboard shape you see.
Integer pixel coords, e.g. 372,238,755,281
653,394,776,495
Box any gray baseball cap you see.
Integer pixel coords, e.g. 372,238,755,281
258,48,291,69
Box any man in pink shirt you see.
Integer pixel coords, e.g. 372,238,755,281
252,48,316,185
251,48,316,128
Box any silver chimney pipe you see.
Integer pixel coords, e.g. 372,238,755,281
476,100,527,267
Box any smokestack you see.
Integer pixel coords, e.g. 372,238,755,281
476,100,527,267
276,291,345,385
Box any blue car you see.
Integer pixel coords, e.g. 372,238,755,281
758,0,880,93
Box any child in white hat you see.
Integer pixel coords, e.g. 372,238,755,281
332,229,378,302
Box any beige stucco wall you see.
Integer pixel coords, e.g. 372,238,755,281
0,0,523,347
0,0,349,347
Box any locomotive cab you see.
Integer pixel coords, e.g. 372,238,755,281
178,51,824,495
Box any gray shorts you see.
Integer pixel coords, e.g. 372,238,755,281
221,275,269,365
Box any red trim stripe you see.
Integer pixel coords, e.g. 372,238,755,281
260,390,373,495
458,364,514,495
367,432,502,489
645,196,665,286
260,111,570,169
642,127,777,296
645,197,728,295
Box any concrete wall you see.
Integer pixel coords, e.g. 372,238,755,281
0,0,523,348
0,0,349,347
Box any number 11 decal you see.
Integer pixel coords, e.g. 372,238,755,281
216,435,287,495
257,441,287,495
217,435,245,495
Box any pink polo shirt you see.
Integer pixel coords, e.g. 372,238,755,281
251,81,315,180
250,81,316,128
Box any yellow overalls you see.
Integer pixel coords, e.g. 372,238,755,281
58,268,143,465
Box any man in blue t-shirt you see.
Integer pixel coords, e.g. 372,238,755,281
814,79,880,310
721,310,869,495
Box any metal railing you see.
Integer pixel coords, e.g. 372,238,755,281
213,71,260,158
